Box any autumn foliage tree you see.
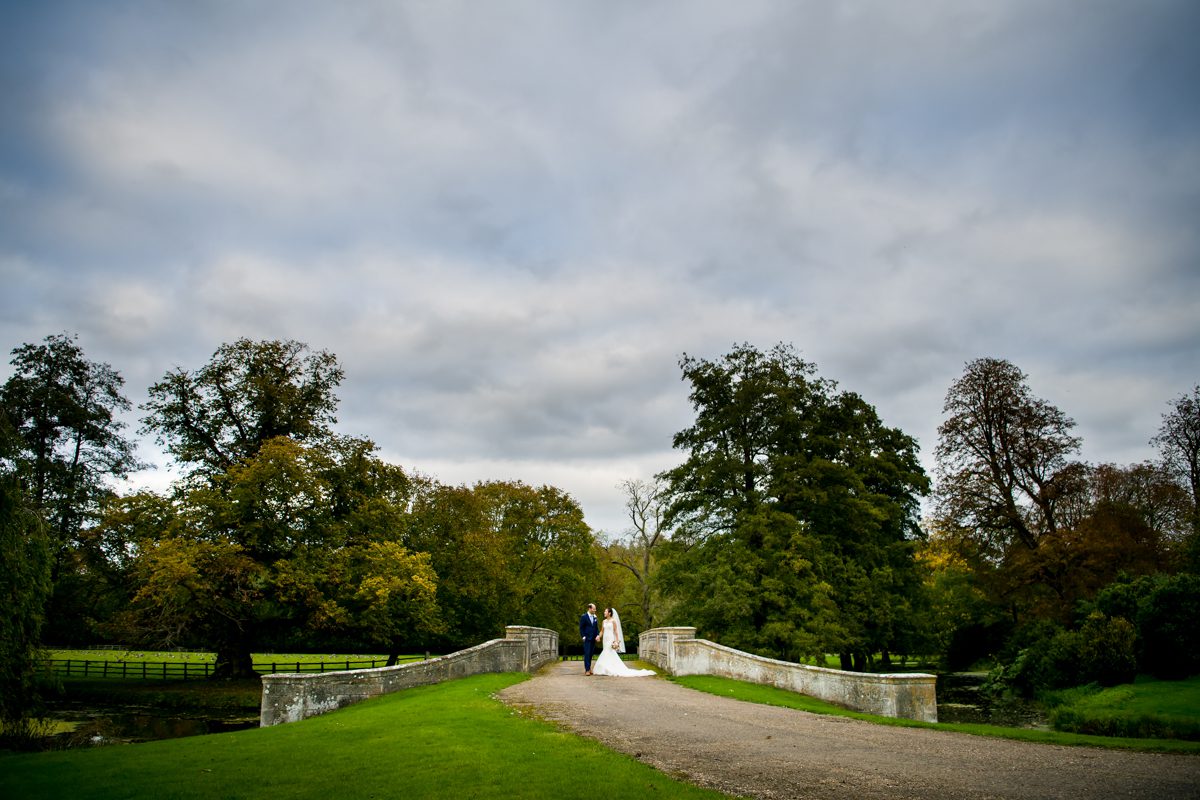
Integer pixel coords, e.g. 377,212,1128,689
933,358,1091,617
404,478,598,650
127,340,439,677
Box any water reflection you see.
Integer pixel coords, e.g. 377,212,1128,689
45,706,259,748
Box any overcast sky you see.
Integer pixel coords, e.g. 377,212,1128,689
2,1,1198,536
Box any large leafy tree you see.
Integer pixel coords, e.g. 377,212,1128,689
658,343,928,668
404,478,509,648
1,333,141,577
141,337,343,479
128,339,439,677
405,478,599,650
1,333,141,643
473,480,597,637
112,436,439,676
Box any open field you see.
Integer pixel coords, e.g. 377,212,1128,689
48,649,395,663
2,673,730,800
42,650,428,681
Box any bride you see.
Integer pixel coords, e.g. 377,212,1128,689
591,607,655,677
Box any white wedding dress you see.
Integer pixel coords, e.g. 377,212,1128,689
591,613,654,677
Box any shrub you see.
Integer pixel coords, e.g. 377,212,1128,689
984,624,1083,699
1138,574,1200,680
1050,707,1200,741
1078,612,1138,687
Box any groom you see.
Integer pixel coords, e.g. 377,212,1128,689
579,602,601,675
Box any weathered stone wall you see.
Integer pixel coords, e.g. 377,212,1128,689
639,626,937,723
260,625,559,727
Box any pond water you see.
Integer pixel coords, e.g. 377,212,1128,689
936,672,1048,728
43,703,259,748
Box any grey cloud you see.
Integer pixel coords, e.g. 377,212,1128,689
2,0,1198,534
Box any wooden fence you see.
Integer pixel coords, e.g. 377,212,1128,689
40,656,426,681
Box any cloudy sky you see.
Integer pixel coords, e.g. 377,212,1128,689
2,1,1198,535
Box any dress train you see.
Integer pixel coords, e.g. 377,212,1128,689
591,618,654,677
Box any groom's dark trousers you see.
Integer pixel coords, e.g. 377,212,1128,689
580,612,600,672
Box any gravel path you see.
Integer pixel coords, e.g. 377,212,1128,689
498,661,1200,800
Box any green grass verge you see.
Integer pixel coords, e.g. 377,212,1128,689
1045,675,1200,740
671,675,1200,755
2,673,731,800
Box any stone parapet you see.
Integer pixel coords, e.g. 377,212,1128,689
260,625,559,727
504,624,560,671
639,627,937,723
638,626,697,671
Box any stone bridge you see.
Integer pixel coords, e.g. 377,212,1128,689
639,626,938,722
260,625,558,726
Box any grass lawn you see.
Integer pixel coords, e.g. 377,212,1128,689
671,675,1200,755
1045,675,1200,740
1057,675,1200,717
2,673,731,800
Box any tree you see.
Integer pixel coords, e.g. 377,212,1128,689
1088,461,1192,548
933,358,1092,619
0,470,53,745
1,333,141,578
1153,385,1200,550
658,343,929,668
1,333,141,645
915,530,1006,670
609,478,669,629
472,480,598,640
663,343,831,539
141,338,343,479
116,436,439,676
934,358,1083,560
403,478,511,648
131,339,441,677
404,478,599,650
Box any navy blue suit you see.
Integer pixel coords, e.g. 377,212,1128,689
580,611,601,672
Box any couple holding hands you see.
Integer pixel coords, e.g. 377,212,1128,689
578,603,655,678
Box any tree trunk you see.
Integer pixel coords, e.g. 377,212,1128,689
211,644,256,680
